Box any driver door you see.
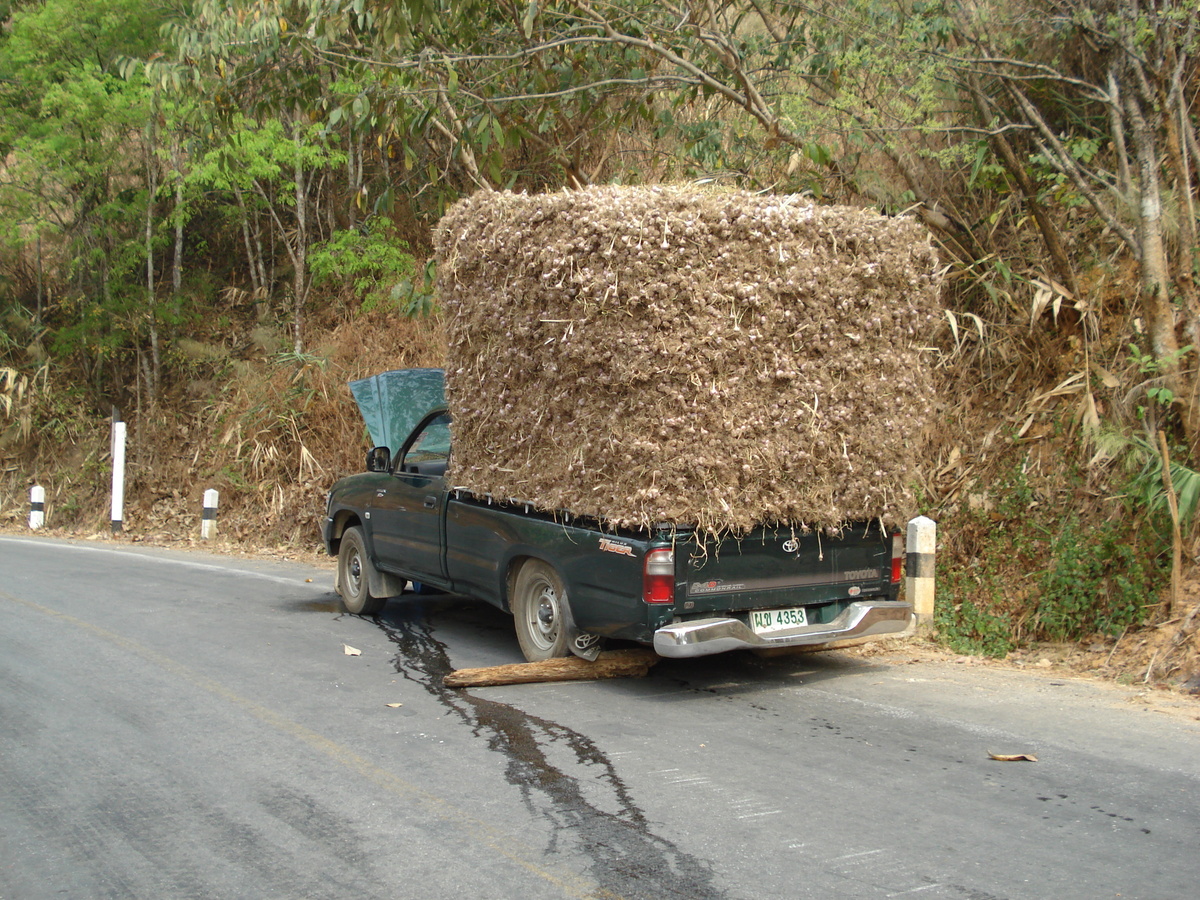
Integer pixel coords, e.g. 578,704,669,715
369,412,451,586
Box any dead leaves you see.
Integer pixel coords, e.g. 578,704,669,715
988,752,1039,762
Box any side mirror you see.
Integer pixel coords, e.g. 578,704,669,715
366,446,391,472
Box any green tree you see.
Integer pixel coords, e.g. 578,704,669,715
0,0,166,396
180,113,348,353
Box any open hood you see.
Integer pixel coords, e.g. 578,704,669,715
348,368,445,452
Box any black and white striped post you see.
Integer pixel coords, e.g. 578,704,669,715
906,515,936,626
29,485,45,529
201,489,219,540
110,419,126,534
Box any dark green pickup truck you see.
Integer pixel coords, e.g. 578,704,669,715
322,369,910,662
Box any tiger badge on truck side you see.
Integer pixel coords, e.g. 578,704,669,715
598,538,635,557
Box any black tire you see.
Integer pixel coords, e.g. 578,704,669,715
512,559,571,662
337,526,386,615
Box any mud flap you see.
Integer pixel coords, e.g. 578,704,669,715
364,556,408,599
570,632,603,661
558,596,603,661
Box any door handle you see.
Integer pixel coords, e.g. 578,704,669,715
423,496,438,509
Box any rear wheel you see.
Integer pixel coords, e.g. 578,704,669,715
512,560,571,661
337,526,386,615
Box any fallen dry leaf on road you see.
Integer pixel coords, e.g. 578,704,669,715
988,752,1038,762
343,644,361,656
385,703,403,708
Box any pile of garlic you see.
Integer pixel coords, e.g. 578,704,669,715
434,184,942,535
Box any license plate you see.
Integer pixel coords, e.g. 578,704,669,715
749,607,808,634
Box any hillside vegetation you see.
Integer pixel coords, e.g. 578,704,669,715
2,0,1199,686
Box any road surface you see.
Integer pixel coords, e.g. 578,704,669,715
2,535,1197,899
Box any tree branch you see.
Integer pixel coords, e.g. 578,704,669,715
1002,80,1142,256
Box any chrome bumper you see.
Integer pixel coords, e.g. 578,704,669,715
653,600,911,659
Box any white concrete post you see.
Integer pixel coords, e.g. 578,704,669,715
906,515,936,626
201,489,219,540
29,485,45,529
110,421,126,534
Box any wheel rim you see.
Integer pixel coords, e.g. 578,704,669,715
527,578,560,650
347,549,363,596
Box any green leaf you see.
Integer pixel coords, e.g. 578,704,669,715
522,2,538,39
804,141,833,168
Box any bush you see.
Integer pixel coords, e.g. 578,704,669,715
1033,517,1162,641
936,507,1165,656
310,218,417,313
936,568,1017,658
933,450,1166,655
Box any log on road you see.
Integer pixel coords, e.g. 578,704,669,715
443,649,661,688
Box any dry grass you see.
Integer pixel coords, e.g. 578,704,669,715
0,310,444,550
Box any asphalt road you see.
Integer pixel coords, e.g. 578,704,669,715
2,535,1197,900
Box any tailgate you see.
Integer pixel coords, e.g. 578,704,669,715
681,522,896,615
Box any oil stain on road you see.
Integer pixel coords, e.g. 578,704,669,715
374,601,726,900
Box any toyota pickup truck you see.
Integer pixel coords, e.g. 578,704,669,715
322,368,911,661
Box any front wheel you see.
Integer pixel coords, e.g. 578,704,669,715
337,526,386,616
512,560,571,662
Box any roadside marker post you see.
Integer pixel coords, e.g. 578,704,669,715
906,515,936,627
110,420,126,534
201,489,219,540
29,485,45,529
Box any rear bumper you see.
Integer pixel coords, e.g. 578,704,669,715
653,600,911,659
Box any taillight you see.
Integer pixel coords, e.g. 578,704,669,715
643,548,675,603
891,532,904,584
